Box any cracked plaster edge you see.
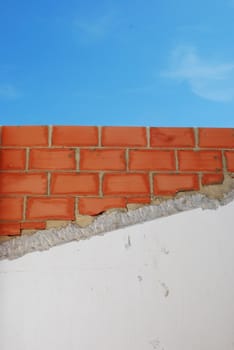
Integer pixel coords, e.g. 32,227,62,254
1,188,234,261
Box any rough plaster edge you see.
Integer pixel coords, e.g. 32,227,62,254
1,190,234,260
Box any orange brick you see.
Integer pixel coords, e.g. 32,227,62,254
0,197,23,220
27,197,75,220
80,149,126,170
202,174,224,186
20,222,46,230
154,174,199,195
0,223,21,236
102,127,147,147
51,173,99,194
150,127,195,147
199,128,234,148
129,150,175,170
103,173,150,195
0,173,47,194
78,197,126,215
52,126,98,146
2,126,48,146
0,149,26,170
178,151,222,171
225,151,234,171
29,148,76,170
127,197,151,204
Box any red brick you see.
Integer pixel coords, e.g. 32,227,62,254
52,126,98,146
29,149,76,170
51,173,99,195
80,149,126,170
103,173,150,195
129,150,175,170
225,151,234,171
154,174,199,195
0,149,26,170
150,127,195,147
127,197,151,204
202,174,224,186
0,223,21,236
102,127,147,147
27,197,75,220
78,197,126,215
0,173,47,194
199,128,234,148
20,222,46,230
0,197,23,220
2,126,48,146
178,151,222,171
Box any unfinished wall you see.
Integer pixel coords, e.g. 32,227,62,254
1,125,234,349
0,199,234,350
0,126,233,241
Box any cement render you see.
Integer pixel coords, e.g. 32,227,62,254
1,190,234,260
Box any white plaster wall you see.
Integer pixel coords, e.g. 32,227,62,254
1,202,234,350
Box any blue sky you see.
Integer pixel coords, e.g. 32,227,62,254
1,0,234,126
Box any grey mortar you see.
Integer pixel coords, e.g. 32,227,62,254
1,190,234,260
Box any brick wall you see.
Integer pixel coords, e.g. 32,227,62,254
0,126,234,237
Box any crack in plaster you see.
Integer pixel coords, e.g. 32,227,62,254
1,189,234,260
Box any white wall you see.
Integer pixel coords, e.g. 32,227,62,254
1,201,234,350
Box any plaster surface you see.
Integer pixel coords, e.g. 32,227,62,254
0,199,234,350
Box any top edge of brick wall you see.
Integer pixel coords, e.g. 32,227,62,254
1,126,49,146
102,127,147,146
0,126,233,148
52,126,98,146
199,128,234,148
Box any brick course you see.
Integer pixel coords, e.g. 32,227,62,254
0,126,233,236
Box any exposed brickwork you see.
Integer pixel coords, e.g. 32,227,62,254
154,174,199,195
129,150,175,170
78,197,126,215
51,173,99,195
0,197,23,220
52,126,98,146
20,222,47,230
27,197,75,220
201,174,224,186
225,151,234,172
0,223,21,236
103,173,150,195
199,128,234,148
150,127,195,147
2,126,48,146
0,126,233,236
178,150,222,171
102,127,147,147
29,149,76,170
0,149,26,170
80,149,126,170
0,173,47,194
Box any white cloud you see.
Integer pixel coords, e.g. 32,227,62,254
162,46,234,102
0,84,21,99
73,12,116,41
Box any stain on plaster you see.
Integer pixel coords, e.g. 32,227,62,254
137,275,143,282
0,184,234,260
149,338,165,350
125,235,131,249
161,247,169,255
159,281,170,298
